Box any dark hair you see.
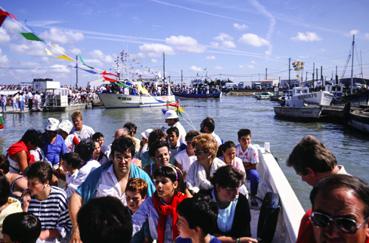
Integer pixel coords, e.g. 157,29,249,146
200,117,215,133
148,129,167,157
152,140,170,157
0,172,10,206
126,178,148,198
71,111,83,120
185,130,200,142
61,152,84,169
92,132,104,142
25,162,52,184
21,129,42,147
111,136,136,158
287,135,337,175
237,129,251,140
167,126,179,137
0,154,9,174
210,165,245,188
75,139,95,162
123,122,137,136
153,165,186,193
177,194,218,235
77,196,132,243
2,212,41,243
310,174,369,217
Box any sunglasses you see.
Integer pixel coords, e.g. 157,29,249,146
310,211,369,234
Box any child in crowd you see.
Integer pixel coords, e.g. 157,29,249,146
60,152,84,198
132,166,187,243
138,128,153,159
23,162,71,242
176,195,220,243
92,132,109,164
220,141,245,174
174,130,200,177
2,212,41,243
166,127,185,161
144,140,172,177
126,178,148,214
236,129,260,207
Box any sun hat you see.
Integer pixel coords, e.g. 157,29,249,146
58,120,73,134
141,128,153,140
164,110,179,120
45,118,60,131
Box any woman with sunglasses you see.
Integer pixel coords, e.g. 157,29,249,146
132,165,187,243
186,134,225,194
199,165,257,243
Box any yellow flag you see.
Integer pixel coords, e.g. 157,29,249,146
57,54,74,62
45,48,53,56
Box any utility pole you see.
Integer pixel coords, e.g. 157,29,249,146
180,69,183,85
335,65,338,85
288,58,291,82
312,62,315,82
321,66,324,87
75,55,79,89
265,68,268,80
162,52,166,82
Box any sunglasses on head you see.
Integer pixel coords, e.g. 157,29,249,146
310,211,369,234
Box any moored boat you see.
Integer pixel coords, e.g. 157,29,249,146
274,105,322,120
348,108,369,133
255,92,272,100
172,90,221,99
98,92,176,108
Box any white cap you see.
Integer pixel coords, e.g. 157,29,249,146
58,120,73,134
46,118,60,131
164,110,179,120
141,128,153,140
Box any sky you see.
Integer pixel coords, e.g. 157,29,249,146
0,0,369,86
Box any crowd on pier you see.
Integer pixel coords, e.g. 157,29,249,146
0,110,368,243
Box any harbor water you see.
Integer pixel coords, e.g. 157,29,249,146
1,96,368,209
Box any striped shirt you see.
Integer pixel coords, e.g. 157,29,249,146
28,186,71,238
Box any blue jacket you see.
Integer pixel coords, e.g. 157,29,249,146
76,161,155,204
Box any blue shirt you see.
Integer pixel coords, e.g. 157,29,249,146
43,134,67,166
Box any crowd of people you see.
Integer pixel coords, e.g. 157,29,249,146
0,109,368,243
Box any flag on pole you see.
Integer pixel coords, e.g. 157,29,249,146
0,8,16,27
20,32,43,41
57,54,74,62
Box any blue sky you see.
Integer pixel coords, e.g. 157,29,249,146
0,0,369,86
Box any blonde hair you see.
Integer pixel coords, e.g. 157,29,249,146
71,111,83,120
192,134,218,160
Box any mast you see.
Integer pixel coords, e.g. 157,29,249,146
75,55,79,89
350,35,355,94
288,58,291,83
162,52,166,82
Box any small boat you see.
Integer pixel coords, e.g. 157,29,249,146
348,108,369,133
42,88,87,112
284,87,334,107
172,90,221,99
255,92,272,100
274,105,322,120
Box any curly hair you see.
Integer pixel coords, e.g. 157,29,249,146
192,134,218,160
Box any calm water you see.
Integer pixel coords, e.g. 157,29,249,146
1,96,369,209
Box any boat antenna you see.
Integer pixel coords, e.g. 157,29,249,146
75,55,79,89
350,34,355,94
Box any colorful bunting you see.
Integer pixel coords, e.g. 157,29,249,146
78,55,95,70
79,67,98,74
0,8,16,27
20,32,43,41
57,55,74,62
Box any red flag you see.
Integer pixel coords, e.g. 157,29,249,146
101,70,118,77
102,75,118,83
0,9,16,27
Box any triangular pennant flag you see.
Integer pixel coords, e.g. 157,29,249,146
78,55,95,70
57,54,74,62
20,32,43,41
0,9,16,27
101,70,118,77
103,76,118,83
45,47,53,56
79,67,98,74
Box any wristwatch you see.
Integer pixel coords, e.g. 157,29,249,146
236,238,241,243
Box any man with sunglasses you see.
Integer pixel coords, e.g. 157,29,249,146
310,174,369,243
287,135,349,243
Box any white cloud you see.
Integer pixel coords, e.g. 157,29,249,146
0,49,8,65
365,33,369,40
206,55,216,60
10,42,48,56
70,48,81,55
139,43,174,56
3,20,22,32
291,32,321,42
0,28,10,42
233,23,247,31
348,29,359,36
239,33,270,47
213,33,236,48
40,28,84,44
151,58,157,63
165,35,205,53
248,64,255,69
89,49,114,64
215,65,223,70
50,64,71,73
190,65,204,72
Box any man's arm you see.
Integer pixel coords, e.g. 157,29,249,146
69,192,83,243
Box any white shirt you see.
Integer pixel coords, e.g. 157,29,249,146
186,157,226,193
65,170,79,198
95,164,127,205
174,149,196,173
70,124,95,141
68,160,100,195
173,121,186,144
211,132,222,147
236,144,259,164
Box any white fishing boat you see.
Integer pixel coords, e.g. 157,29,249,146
348,108,369,134
42,87,87,112
250,145,304,242
274,105,322,120
98,80,176,108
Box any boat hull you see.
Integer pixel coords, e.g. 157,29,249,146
293,90,333,106
172,91,221,99
349,109,369,133
274,106,322,120
98,93,176,108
